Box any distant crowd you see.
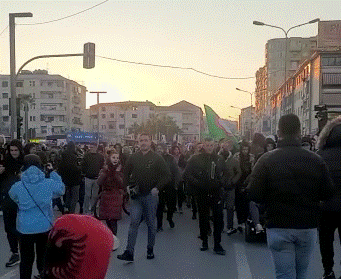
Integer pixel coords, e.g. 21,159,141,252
0,113,340,279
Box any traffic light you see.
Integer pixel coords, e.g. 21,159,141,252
17,116,23,128
83,42,95,69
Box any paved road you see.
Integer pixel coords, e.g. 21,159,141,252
0,208,340,279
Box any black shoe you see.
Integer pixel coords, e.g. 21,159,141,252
200,241,208,251
214,245,226,255
147,248,154,259
117,250,134,262
322,271,336,279
168,220,175,228
5,253,20,267
157,227,163,232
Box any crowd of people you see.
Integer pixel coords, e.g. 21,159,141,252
0,113,340,279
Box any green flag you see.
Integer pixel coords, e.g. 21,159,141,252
204,104,238,142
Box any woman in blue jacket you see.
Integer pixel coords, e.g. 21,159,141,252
9,154,65,279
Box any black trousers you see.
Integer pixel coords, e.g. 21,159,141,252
106,219,118,235
177,182,186,210
157,187,177,228
2,200,19,254
235,188,249,225
319,211,341,273
196,193,224,247
19,231,49,279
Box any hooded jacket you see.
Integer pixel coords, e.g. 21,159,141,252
9,166,65,234
317,117,341,211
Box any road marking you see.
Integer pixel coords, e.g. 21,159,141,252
0,269,18,279
234,243,253,279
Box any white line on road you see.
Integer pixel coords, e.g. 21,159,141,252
0,269,18,279
234,243,253,279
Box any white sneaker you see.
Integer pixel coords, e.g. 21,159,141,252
255,224,264,234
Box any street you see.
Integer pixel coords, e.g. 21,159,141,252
0,208,340,279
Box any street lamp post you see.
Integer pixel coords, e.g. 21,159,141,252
253,18,320,115
9,12,33,140
236,88,254,141
89,91,107,145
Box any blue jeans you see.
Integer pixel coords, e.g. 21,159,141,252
126,194,158,253
267,228,317,279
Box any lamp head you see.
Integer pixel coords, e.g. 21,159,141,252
308,18,320,24
253,21,265,26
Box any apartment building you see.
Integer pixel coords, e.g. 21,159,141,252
271,50,341,136
89,101,156,144
239,106,256,141
255,36,317,135
0,70,86,138
89,100,204,144
155,100,204,143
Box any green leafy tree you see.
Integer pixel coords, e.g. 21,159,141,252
129,115,182,142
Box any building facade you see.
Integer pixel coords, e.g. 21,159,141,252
89,100,204,145
239,106,256,141
0,70,86,139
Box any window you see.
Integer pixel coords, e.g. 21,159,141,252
3,105,9,110
2,81,8,87
109,124,115,129
29,81,35,87
3,116,9,122
16,81,23,87
132,114,137,118
48,81,53,87
33,116,36,121
30,116,32,121
132,106,137,111
120,114,125,118
110,113,115,118
119,124,125,129
102,114,106,119
101,125,106,129
47,117,54,122
59,116,64,122
101,107,106,112
2,93,8,98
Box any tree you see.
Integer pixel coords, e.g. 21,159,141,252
129,115,182,142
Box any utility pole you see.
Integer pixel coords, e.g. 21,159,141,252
9,12,33,140
89,91,107,145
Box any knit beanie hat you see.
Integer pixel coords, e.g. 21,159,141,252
44,214,114,279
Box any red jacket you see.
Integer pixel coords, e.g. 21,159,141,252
97,165,124,220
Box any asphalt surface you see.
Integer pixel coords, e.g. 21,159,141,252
0,208,340,279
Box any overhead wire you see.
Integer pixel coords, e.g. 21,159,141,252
17,0,109,26
0,25,8,36
96,55,256,80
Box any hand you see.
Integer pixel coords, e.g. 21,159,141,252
0,165,5,174
151,187,159,197
46,163,53,171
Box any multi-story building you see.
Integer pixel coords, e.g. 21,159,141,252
0,70,86,139
256,36,318,135
271,49,341,136
155,100,204,143
239,106,256,141
89,101,156,144
89,100,204,144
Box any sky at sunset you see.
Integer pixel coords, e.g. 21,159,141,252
1,1,340,120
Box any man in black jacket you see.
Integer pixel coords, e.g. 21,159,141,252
247,114,337,279
183,137,230,255
117,133,170,262
155,143,180,231
81,145,104,214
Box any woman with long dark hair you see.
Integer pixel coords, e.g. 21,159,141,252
97,149,124,236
